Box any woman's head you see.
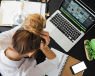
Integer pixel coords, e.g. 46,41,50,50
22,14,46,35
12,14,46,58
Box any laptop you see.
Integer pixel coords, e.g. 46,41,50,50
44,0,95,52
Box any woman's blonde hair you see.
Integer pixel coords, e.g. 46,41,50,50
1,14,46,59
22,14,46,35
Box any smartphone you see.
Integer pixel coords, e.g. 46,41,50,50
70,61,87,75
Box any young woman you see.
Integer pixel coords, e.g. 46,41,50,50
0,14,59,76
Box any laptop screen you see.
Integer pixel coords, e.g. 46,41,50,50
59,0,95,32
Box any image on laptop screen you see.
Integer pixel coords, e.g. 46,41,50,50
60,0,95,32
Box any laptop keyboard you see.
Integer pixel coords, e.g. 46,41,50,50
50,13,81,42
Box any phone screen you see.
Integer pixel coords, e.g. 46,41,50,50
71,61,87,74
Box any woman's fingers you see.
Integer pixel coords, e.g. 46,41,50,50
40,35,50,44
40,30,49,37
40,30,50,50
40,30,50,42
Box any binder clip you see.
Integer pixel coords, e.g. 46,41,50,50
42,0,49,2
47,0,49,2
45,11,50,17
37,0,40,1
42,0,46,2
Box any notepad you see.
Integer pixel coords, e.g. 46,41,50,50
46,48,69,76
46,48,84,76
1,1,46,25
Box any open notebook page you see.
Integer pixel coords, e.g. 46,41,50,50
1,1,44,25
1,1,21,24
46,47,68,76
41,3,46,19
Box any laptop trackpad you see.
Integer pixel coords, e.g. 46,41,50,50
50,28,65,42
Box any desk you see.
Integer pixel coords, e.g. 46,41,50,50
48,0,95,76
0,0,95,76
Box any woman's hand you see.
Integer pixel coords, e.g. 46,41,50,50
40,30,50,51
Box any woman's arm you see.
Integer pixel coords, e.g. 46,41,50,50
28,30,59,76
0,26,21,38
20,30,59,76
31,56,59,76
30,30,59,76
0,25,21,50
26,53,59,76
40,30,56,59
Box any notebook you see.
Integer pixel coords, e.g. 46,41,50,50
46,48,69,76
0,1,46,25
60,57,84,76
46,47,83,76
44,0,95,52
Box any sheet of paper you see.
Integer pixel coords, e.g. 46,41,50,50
0,1,12,26
1,1,45,25
41,3,46,18
2,1,21,24
46,47,68,76
24,1,41,14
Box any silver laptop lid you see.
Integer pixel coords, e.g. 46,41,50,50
58,0,95,33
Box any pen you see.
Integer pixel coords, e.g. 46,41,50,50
58,54,64,69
